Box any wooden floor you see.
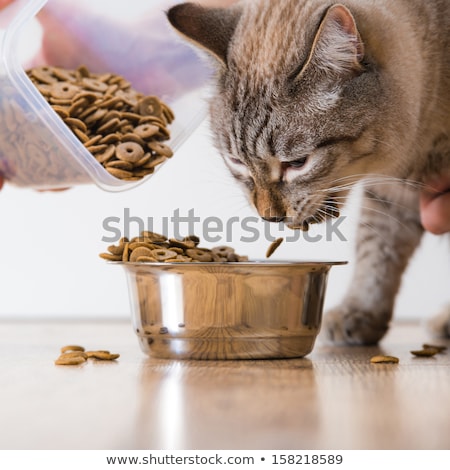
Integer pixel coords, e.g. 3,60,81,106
0,319,449,450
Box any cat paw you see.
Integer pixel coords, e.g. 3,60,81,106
427,305,450,338
322,305,391,345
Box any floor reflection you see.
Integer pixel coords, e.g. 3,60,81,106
135,358,318,449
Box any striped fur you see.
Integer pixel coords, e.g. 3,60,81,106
168,0,450,343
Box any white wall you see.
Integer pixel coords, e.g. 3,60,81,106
0,119,449,321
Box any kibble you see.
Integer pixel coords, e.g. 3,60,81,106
370,355,399,364
266,237,284,258
27,65,175,182
99,231,249,264
55,356,87,366
59,351,88,360
60,345,85,353
85,351,120,361
55,345,120,366
410,348,440,357
422,343,447,353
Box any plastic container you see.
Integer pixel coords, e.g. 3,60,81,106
0,0,211,191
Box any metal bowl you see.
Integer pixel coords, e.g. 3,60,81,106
122,261,346,360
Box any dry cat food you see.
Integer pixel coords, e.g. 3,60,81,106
410,342,447,358
54,345,120,366
54,354,87,366
369,342,447,364
422,343,447,353
86,351,120,360
410,348,440,357
100,232,249,263
60,344,85,353
410,343,448,357
370,355,400,364
266,237,284,258
27,65,174,181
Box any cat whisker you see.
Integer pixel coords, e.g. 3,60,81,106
370,137,403,155
331,172,424,185
328,193,420,219
322,174,426,194
306,201,368,239
355,220,386,242
362,189,421,214
356,204,419,236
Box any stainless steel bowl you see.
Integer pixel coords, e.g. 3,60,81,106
122,261,346,360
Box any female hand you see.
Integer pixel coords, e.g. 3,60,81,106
0,0,14,10
420,174,450,235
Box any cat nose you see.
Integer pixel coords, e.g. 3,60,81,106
262,216,286,223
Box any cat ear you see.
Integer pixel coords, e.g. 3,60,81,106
167,2,241,65
304,4,365,78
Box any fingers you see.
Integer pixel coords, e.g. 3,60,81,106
0,0,15,10
37,188,71,193
420,191,450,235
420,174,450,235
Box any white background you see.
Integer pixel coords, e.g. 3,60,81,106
0,117,449,322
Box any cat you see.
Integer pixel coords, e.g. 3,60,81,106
167,0,450,344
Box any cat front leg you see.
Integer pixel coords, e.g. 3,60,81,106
322,186,424,345
427,305,450,338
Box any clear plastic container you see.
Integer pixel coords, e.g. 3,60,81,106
0,0,210,191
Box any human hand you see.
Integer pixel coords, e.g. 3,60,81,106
0,0,14,10
420,174,450,235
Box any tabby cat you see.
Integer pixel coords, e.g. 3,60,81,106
167,0,450,344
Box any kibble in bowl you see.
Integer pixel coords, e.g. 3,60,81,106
100,232,346,360
0,0,208,190
26,65,175,184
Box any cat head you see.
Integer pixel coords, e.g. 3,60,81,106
168,0,393,229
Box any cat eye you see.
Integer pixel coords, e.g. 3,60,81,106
282,157,308,170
